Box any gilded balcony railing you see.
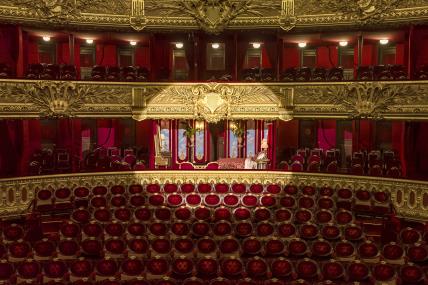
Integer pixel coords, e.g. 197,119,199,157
0,171,427,220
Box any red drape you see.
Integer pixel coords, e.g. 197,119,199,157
282,46,300,69
96,44,117,66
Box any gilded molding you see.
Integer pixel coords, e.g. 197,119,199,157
3,80,428,120
1,171,428,220
0,0,428,31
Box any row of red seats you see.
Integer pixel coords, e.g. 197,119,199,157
0,256,426,285
281,67,344,82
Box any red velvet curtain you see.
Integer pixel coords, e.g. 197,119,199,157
237,38,249,75
0,121,24,177
264,39,277,71
184,35,195,81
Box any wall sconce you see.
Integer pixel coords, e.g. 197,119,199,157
339,41,348,47
86,39,94,44
42,36,51,42
252,42,261,49
195,120,204,131
379,39,389,45
298,42,307,48
211,43,220,49
130,41,137,46
175,42,184,49
229,121,237,131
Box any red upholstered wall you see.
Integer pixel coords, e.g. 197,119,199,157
282,46,300,69
316,46,339,68
96,44,117,66
0,26,18,68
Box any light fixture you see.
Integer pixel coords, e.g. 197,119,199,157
42,36,51,42
175,42,184,49
298,42,307,48
252,42,261,49
211,43,220,49
86,39,94,44
130,41,137,46
379,39,389,45
229,121,237,131
195,120,204,131
339,41,348,47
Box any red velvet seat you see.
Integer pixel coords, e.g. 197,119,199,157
171,222,190,237
260,195,277,208
298,196,315,209
213,221,232,237
221,257,243,279
43,259,68,281
347,262,371,283
149,222,168,236
91,195,108,208
164,183,178,193
400,227,421,244
399,263,425,285
317,197,334,210
232,183,246,193
172,257,194,276
198,183,212,193
196,257,218,278
344,224,364,241
270,258,292,279
8,240,31,261
250,184,264,194
219,237,240,255
70,259,93,279
93,207,111,223
296,258,319,280
36,189,54,212
234,207,252,221
223,194,240,207
92,186,108,196
322,260,344,281
81,238,103,256
126,222,145,237
96,258,118,279
335,210,353,225
254,207,271,222
279,195,296,208
319,186,334,196
148,194,165,206
194,207,211,221
334,241,355,260
129,184,144,194
246,257,268,279
382,242,404,264
72,208,91,223
146,258,169,278
234,222,254,238
321,224,341,240
58,239,79,259
311,239,333,258
373,262,396,283
186,193,202,206
256,222,275,237
192,222,211,237
147,184,161,194
151,238,172,255
174,238,194,256
197,238,217,256
174,206,192,221
336,188,353,210
134,206,152,222
242,237,262,255
16,259,40,283
214,207,231,221
110,194,127,208
242,195,258,207
264,238,285,256
181,183,195,193
33,238,56,260
358,240,380,261
277,223,296,238
315,209,333,224
204,194,221,207
127,238,149,256
105,238,126,257
294,209,313,224
288,239,308,257
154,206,172,221
407,243,428,263
283,184,298,195
3,224,24,242
299,223,319,240
121,257,144,278
275,208,292,222
266,184,281,194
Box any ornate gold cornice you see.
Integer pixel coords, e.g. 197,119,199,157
1,171,427,220
0,0,427,32
2,79,428,120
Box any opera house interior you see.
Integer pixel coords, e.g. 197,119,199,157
1,0,428,284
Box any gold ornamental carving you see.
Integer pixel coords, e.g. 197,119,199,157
296,82,427,119
319,0,401,24
145,0,280,33
11,0,109,22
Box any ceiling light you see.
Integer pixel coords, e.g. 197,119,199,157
252,42,261,49
130,41,137,46
211,43,220,49
339,41,348,47
379,39,389,45
175,42,184,49
298,42,307,48
42,36,51,42
86,39,94,44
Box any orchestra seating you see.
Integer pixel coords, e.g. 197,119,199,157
0,182,425,284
